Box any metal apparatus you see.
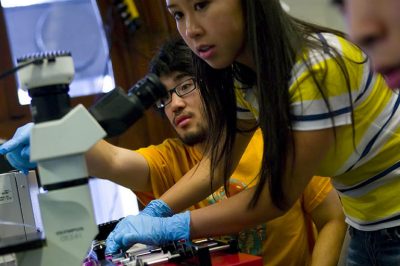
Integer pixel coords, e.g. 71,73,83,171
0,51,166,266
81,220,263,266
0,171,41,250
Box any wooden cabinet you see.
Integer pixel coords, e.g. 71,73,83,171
0,0,178,149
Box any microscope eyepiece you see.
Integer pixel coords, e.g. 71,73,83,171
128,73,166,109
90,73,167,137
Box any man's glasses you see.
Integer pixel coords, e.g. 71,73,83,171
156,77,197,109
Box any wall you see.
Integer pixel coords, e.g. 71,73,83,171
284,0,345,31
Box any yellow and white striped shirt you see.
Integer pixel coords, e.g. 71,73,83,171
235,33,400,231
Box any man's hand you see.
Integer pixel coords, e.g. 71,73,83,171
105,211,190,254
140,199,174,217
0,123,36,174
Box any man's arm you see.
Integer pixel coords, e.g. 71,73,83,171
86,140,151,192
310,189,347,266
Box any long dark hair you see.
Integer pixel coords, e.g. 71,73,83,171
195,0,355,209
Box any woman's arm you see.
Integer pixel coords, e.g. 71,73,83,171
86,140,151,192
186,127,337,238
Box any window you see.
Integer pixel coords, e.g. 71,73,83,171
1,0,115,105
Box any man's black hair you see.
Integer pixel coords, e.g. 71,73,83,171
149,37,195,77
331,0,343,6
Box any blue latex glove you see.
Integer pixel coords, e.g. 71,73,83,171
105,211,190,254
0,123,36,175
140,199,174,217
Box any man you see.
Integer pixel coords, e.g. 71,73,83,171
0,38,346,266
345,0,400,89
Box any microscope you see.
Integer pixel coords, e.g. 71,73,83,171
2,51,166,266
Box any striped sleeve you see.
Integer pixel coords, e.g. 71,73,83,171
289,34,367,131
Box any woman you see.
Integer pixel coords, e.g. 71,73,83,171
156,1,400,265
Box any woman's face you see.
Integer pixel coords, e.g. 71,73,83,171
166,0,251,69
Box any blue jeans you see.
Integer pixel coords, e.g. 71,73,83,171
347,226,400,265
